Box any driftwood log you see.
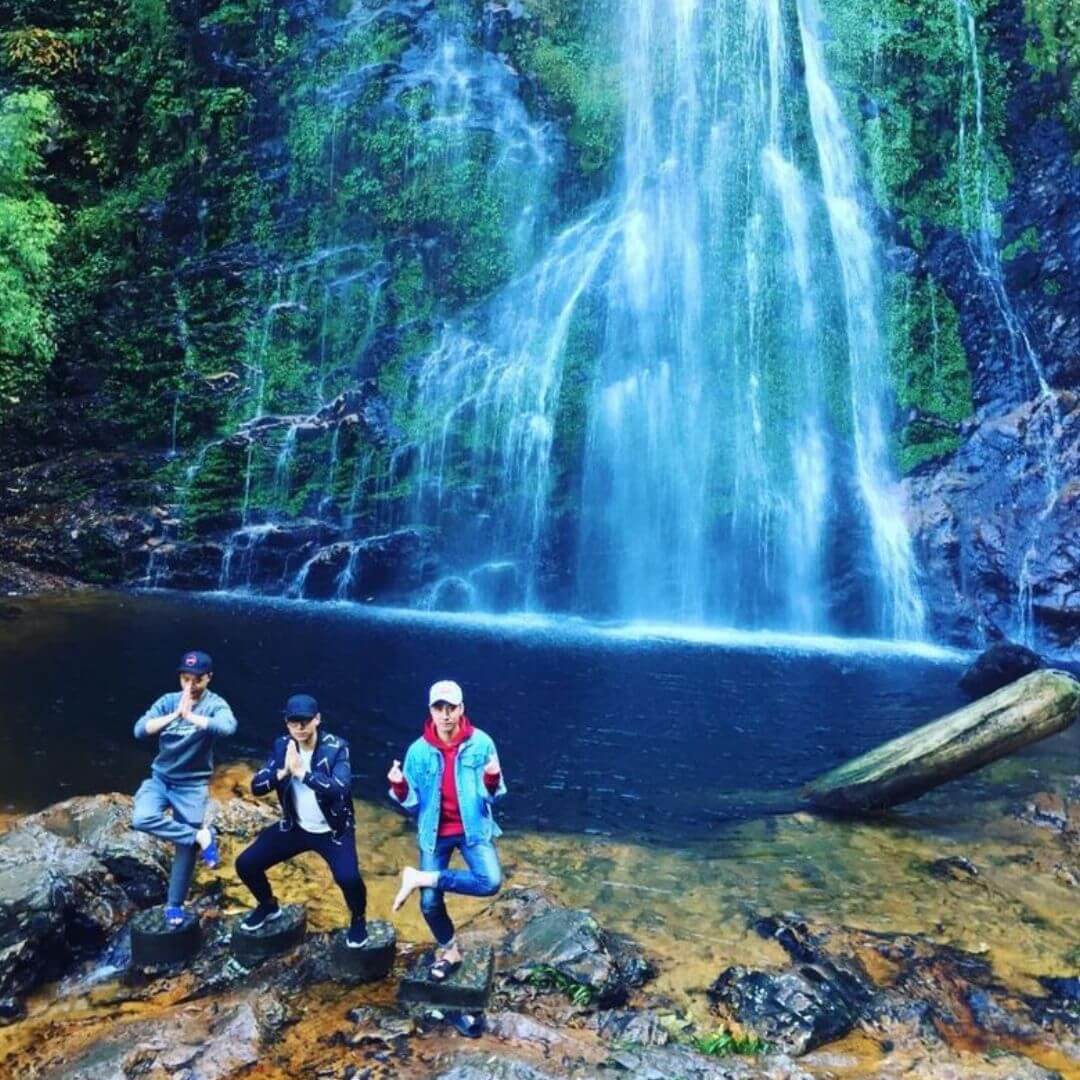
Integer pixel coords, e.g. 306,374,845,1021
803,669,1080,812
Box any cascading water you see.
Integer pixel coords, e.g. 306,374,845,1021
405,0,924,637
166,0,930,639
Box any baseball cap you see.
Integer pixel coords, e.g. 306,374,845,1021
283,693,320,719
428,679,463,707
177,650,213,675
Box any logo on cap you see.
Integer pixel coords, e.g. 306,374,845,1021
184,654,197,666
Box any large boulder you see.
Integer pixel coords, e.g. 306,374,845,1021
501,895,654,1007
0,822,132,1000
958,641,1044,699
27,794,170,907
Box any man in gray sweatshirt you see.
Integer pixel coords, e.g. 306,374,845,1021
133,650,237,925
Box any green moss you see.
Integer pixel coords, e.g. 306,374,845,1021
182,440,247,535
887,271,973,473
503,0,623,179
1023,0,1080,114
1002,225,1039,260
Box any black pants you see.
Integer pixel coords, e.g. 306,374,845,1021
235,824,367,923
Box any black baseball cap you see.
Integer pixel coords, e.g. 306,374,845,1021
283,693,319,720
177,650,213,675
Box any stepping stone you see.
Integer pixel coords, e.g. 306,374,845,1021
329,919,396,983
398,945,493,1009
130,905,201,968
230,903,306,965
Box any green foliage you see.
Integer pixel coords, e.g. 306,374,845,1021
526,37,622,174
692,1028,769,1056
819,0,1012,238
1002,225,1039,260
0,88,61,411
1024,0,1080,139
525,964,596,1007
503,0,623,178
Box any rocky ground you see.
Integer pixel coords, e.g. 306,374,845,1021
0,763,1077,1079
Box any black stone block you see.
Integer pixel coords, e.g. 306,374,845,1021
230,903,306,965
398,945,493,1009
329,919,396,983
130,905,201,968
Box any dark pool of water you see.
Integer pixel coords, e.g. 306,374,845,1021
4,590,1071,844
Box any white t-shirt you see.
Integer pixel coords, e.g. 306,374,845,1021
291,746,330,833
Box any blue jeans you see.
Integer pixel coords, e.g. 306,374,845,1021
132,774,208,906
419,835,502,946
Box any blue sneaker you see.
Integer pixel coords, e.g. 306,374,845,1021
345,920,369,948
199,827,219,869
164,905,187,928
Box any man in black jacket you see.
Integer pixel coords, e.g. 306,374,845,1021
235,693,368,946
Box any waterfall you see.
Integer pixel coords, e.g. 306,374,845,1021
795,0,924,637
165,0,929,640
406,0,924,636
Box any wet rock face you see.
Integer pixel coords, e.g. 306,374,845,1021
0,822,133,1000
958,641,1044,699
905,391,1080,654
298,527,439,602
0,451,164,591
27,794,171,907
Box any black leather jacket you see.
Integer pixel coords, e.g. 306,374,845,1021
251,730,355,842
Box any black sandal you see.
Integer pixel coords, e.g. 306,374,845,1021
430,956,462,982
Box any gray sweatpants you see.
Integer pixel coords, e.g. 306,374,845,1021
132,775,208,906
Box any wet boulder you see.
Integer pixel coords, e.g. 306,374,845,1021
0,822,132,1000
321,528,438,602
958,641,1044,699
504,903,654,1007
27,794,170,906
707,964,869,1056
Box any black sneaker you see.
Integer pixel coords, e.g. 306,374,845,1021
240,901,281,931
345,920,369,948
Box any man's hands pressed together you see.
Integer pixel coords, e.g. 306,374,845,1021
278,739,306,782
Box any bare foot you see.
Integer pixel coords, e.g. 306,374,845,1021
439,941,463,965
392,866,436,912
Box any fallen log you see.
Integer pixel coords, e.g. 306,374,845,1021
803,669,1080,812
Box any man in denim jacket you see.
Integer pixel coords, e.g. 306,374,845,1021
388,679,506,980
132,650,236,925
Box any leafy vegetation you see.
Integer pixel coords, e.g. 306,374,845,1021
0,88,61,411
525,963,596,1006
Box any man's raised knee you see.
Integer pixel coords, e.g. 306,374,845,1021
476,868,502,896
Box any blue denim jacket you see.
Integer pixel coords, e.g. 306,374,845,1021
389,726,506,854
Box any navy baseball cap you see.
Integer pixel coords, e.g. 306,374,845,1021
283,693,319,720
177,650,213,675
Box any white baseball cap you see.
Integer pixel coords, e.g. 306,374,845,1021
428,679,464,707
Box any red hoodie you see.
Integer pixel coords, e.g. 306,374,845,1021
390,716,501,838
